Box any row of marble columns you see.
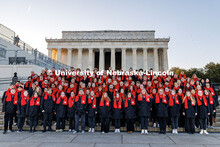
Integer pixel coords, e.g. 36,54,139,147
48,48,168,71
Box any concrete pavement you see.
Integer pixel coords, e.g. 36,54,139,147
0,131,220,147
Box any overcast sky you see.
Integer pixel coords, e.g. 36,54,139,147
0,0,219,69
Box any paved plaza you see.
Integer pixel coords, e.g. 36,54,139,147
0,131,220,147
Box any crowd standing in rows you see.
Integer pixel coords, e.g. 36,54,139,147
2,67,219,135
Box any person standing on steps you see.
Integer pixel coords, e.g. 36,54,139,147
124,92,136,134
169,89,181,134
17,90,29,133
183,91,197,134
155,89,169,134
2,88,18,134
197,90,210,134
67,92,75,132
204,89,216,129
55,92,67,132
26,92,41,133
112,93,123,133
87,90,97,133
137,89,152,135
41,89,55,132
73,88,87,134
99,92,112,133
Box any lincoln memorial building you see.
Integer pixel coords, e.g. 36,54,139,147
46,31,169,71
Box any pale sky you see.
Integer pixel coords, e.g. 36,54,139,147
0,0,219,69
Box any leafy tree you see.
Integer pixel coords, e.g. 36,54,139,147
204,62,220,82
169,62,220,83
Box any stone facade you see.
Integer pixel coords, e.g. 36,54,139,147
46,30,169,71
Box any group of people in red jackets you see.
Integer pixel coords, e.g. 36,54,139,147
2,67,218,135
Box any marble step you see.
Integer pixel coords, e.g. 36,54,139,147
0,125,220,133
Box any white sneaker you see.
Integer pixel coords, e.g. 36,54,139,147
200,129,204,134
102,131,105,134
69,129,72,132
172,129,175,134
157,124,160,128
118,129,120,133
141,129,145,134
204,130,209,134
175,129,178,134
153,123,156,128
88,128,92,133
145,130,148,134
91,128,95,133
72,130,77,134
115,129,117,133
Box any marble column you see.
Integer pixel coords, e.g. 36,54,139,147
154,48,159,71
163,47,168,71
88,48,93,70
99,48,104,70
78,48,82,69
67,48,72,66
48,48,52,58
143,48,148,71
132,48,137,70
57,48,61,62
111,48,115,70
121,48,126,71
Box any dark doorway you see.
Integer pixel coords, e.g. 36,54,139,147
116,52,121,70
105,52,111,70
94,52,99,69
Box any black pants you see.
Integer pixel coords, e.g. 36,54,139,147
170,116,179,129
4,113,13,131
56,117,65,130
29,116,38,131
140,116,149,129
158,117,167,132
14,112,17,124
208,115,213,126
88,116,96,128
126,119,135,132
69,117,74,130
101,117,110,133
114,119,121,129
185,118,195,133
43,113,53,130
17,117,25,131
199,118,207,130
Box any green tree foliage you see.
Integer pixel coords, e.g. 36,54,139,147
169,62,220,83
204,62,220,83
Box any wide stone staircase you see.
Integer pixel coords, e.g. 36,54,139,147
0,97,220,132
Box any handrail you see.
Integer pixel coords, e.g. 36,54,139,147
0,24,70,69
